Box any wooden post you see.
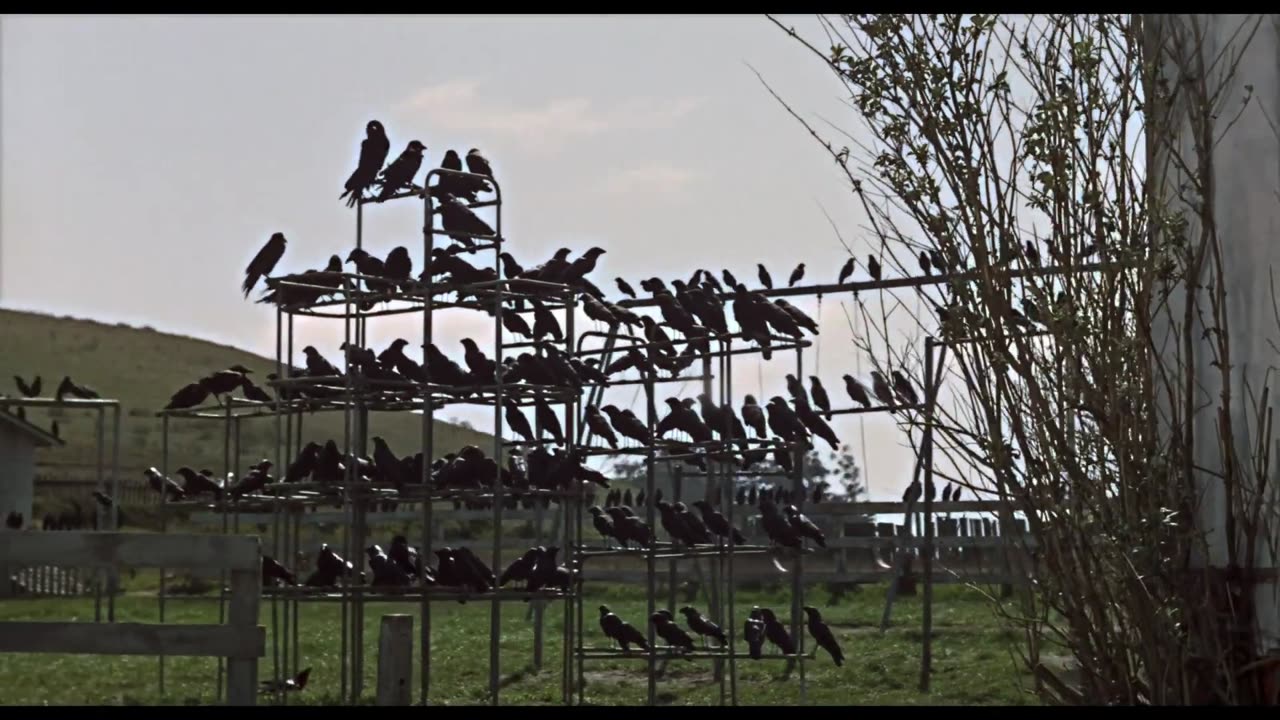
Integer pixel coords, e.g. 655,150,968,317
895,524,917,596
377,614,413,706
225,566,261,706
938,519,958,565
875,522,896,568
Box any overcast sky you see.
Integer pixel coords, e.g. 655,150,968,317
0,15,927,500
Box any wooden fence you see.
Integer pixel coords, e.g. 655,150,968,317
35,476,153,509
0,532,265,705
7,565,94,597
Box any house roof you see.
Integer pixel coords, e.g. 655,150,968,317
0,408,65,448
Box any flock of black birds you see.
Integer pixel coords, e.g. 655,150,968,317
163,364,272,410
899,475,969,508
11,374,101,404
164,335,608,413
596,602,842,666
586,489,826,552
261,539,571,600
138,433,610,508
139,118,1010,695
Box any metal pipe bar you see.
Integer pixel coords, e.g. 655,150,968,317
614,261,1132,309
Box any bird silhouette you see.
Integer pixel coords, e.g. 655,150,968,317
838,257,856,284
376,140,426,202
757,264,773,290
242,232,288,298
14,375,41,398
803,606,844,666
341,120,390,207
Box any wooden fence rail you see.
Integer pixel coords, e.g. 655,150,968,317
0,532,264,705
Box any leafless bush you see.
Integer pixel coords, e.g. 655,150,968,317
769,13,1278,705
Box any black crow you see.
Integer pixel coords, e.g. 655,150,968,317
341,119,390,207
803,606,844,666
376,140,426,201
242,232,287,298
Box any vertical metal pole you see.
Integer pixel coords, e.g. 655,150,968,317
488,192,506,707
668,467,681,614
109,403,120,621
420,190,436,706
919,338,937,692
291,502,301,681
217,403,232,699
722,344,738,705
565,292,583,705
645,374,658,706
94,408,104,623
159,413,169,697
286,312,302,692
533,495,545,669
702,350,724,697
340,280,352,703
791,347,806,703
280,315,295,701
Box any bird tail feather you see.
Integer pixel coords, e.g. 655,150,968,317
770,549,789,573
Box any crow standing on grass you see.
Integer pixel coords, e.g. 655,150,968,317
803,606,844,666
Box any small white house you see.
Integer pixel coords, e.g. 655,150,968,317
0,407,64,529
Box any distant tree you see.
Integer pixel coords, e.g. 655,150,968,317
611,458,647,486
831,444,866,501
738,446,864,502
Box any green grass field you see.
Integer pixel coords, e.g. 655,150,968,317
0,308,492,483
0,583,1036,706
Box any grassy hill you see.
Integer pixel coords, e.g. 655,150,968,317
0,308,492,484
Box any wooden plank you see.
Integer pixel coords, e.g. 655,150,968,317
225,567,261,706
0,622,263,657
0,532,259,572
377,615,413,706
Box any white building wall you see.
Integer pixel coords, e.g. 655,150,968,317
0,425,36,526
1152,13,1280,653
